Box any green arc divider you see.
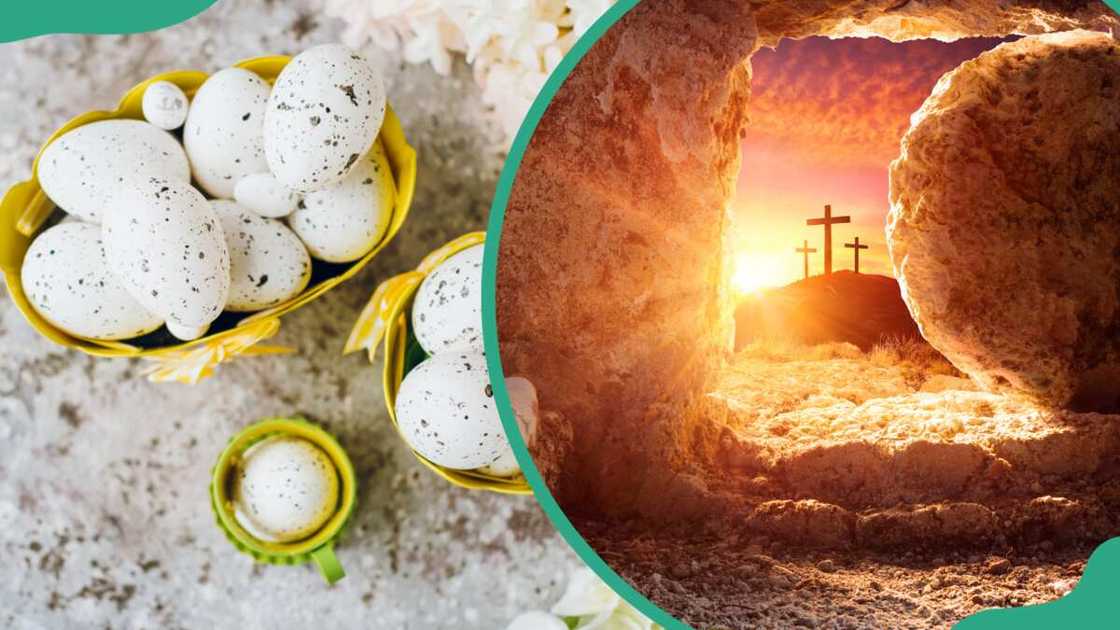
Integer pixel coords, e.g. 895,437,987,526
1,0,218,43
480,1,1120,629
482,1,699,628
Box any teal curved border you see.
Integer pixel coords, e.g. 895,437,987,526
955,537,1120,629
0,0,217,43
479,1,688,628
482,1,1120,628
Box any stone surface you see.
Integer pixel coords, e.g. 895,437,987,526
496,0,1117,518
0,1,576,628
752,0,1118,45
497,0,757,517
581,345,1120,626
888,31,1120,411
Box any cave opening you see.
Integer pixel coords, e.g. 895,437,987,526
708,33,1083,520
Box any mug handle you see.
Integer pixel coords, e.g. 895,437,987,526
311,544,345,585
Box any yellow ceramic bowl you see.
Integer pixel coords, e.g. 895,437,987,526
345,232,531,495
210,417,357,584
0,55,417,383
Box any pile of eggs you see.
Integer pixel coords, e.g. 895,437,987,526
394,244,521,478
21,44,396,342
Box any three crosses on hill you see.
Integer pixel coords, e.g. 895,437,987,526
797,204,867,278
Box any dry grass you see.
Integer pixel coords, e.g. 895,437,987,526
868,335,963,389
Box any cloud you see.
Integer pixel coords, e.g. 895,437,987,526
746,36,1012,169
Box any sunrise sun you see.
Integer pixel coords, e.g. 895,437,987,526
732,251,787,295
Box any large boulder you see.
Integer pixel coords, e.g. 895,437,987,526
888,31,1120,411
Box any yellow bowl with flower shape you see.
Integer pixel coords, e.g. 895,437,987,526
345,232,531,495
0,55,416,384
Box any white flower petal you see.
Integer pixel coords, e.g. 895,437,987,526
507,611,570,630
551,568,620,617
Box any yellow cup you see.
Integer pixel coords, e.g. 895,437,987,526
346,232,531,495
210,417,357,584
0,56,417,384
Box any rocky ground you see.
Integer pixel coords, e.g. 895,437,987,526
0,2,578,629
586,520,1089,629
578,342,1120,628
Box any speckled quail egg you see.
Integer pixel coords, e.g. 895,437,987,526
289,142,395,263
394,352,507,470
232,436,339,543
102,177,230,341
183,67,271,198
210,200,311,312
263,44,386,192
233,172,301,218
37,119,190,223
20,222,164,340
411,244,483,355
141,81,189,131
479,446,520,477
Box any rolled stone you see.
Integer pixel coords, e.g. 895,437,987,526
888,31,1120,411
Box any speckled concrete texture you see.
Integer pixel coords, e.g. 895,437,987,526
0,1,577,628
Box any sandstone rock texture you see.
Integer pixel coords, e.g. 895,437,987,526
888,31,1120,411
497,0,1119,518
752,0,1118,44
497,0,757,516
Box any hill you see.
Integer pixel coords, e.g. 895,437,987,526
734,271,923,351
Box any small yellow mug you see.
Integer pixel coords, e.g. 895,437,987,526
210,417,357,584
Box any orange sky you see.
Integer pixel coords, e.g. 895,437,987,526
732,35,1012,292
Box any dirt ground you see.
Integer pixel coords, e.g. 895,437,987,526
570,341,1120,628
583,518,1087,629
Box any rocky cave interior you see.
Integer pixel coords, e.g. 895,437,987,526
496,2,1120,623
497,0,1120,586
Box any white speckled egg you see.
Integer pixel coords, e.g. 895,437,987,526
103,177,230,341
289,142,394,262
232,436,339,543
394,352,506,470
141,81,189,130
211,200,311,312
183,67,271,198
263,44,386,192
411,244,483,355
233,172,301,218
38,119,190,223
20,223,164,340
479,445,520,477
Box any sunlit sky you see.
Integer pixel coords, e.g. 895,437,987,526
731,35,1012,293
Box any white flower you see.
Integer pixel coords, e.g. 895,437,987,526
507,611,570,630
318,0,619,142
401,10,464,75
566,0,616,37
507,567,660,630
552,568,622,617
478,59,550,138
447,0,561,69
578,601,655,630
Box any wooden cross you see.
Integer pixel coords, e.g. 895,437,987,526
844,236,869,273
806,204,850,275
795,239,817,280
